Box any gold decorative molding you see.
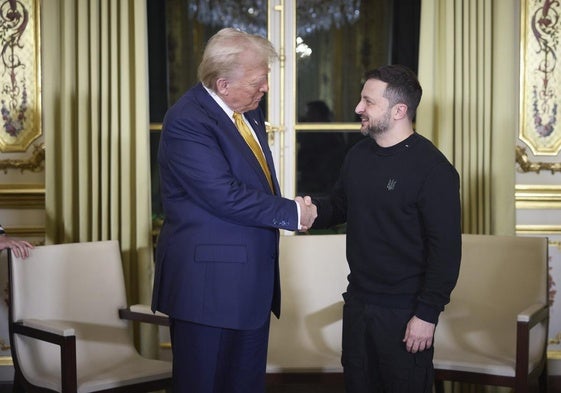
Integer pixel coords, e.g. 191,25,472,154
516,145,561,173
0,184,44,209
519,0,561,155
0,143,45,173
515,184,561,209
516,225,561,235
0,0,42,153
0,356,12,367
550,331,561,345
295,123,360,131
150,123,162,131
3,226,45,241
0,339,9,352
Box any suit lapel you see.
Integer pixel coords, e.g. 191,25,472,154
193,84,279,195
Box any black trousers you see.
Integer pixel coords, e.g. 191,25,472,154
341,295,434,393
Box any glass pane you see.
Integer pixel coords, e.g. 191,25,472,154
295,0,420,123
295,0,420,200
148,0,268,122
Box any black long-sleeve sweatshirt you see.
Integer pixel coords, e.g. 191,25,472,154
314,132,462,323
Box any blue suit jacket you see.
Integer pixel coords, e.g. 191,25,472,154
152,83,298,330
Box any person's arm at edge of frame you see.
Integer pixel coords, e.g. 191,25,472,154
0,225,34,259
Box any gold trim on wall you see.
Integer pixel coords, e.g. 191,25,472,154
0,0,43,152
0,184,44,209
516,145,561,173
295,123,360,131
519,0,561,155
516,225,561,235
0,143,45,173
0,339,9,352
0,356,12,367
515,184,561,209
3,226,45,239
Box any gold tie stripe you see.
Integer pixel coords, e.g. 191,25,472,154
233,112,274,192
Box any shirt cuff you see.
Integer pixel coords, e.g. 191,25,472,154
415,302,440,324
295,201,302,230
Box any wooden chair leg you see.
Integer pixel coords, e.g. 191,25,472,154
12,369,25,393
538,365,548,393
434,379,445,393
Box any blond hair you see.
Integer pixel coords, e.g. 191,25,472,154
198,28,278,90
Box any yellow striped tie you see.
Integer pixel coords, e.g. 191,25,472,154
233,112,274,192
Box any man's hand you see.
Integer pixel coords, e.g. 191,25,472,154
295,195,317,232
403,316,435,353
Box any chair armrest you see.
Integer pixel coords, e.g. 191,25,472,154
12,320,76,345
517,303,548,328
11,320,78,392
21,319,75,337
515,303,549,381
119,304,170,326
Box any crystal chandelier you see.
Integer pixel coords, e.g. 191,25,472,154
187,0,361,37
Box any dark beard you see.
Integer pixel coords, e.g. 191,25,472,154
362,112,391,139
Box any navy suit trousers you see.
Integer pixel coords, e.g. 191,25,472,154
169,317,271,393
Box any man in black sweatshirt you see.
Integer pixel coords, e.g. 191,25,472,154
311,64,462,393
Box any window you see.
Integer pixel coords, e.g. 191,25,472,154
147,0,420,224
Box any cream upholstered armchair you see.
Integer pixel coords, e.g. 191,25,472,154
8,240,172,393
434,234,549,393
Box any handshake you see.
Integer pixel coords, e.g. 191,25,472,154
295,196,317,232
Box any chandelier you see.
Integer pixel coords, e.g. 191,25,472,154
187,0,361,37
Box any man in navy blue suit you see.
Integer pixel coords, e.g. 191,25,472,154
151,28,317,393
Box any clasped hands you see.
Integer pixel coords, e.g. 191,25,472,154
295,196,317,232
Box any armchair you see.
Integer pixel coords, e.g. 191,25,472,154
434,234,549,392
8,240,172,393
